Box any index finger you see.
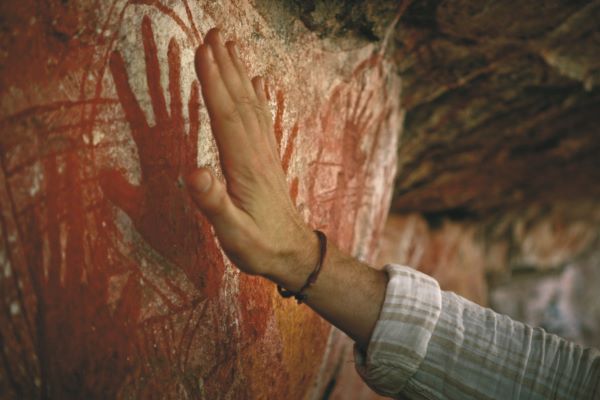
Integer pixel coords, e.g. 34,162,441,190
194,44,251,165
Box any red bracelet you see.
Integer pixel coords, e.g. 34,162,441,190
277,230,327,304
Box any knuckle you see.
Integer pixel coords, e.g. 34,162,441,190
222,105,241,124
253,102,267,116
234,93,254,107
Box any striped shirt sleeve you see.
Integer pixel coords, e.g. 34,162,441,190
354,264,600,399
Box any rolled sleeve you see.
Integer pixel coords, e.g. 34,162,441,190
354,264,442,398
354,265,600,400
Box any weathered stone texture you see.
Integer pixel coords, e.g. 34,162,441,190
0,1,401,398
281,1,600,398
381,0,600,373
2,0,599,398
276,0,600,214
392,0,600,213
377,202,600,346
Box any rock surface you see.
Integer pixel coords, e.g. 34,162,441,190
303,2,600,396
2,0,599,398
381,0,600,359
391,0,600,213
0,1,401,398
279,1,600,215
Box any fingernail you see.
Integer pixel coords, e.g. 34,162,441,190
189,171,212,193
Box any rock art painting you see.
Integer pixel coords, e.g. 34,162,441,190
0,1,402,398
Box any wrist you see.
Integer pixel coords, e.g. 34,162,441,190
262,223,320,292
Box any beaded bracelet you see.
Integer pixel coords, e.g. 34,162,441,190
277,230,327,304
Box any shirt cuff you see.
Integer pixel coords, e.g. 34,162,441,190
354,264,442,397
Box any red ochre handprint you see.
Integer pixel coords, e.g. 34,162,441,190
101,16,223,299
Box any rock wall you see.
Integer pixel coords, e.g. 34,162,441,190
380,0,600,355
3,1,598,398
315,1,600,398
377,202,600,350
0,1,402,398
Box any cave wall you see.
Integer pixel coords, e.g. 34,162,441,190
392,0,600,213
287,1,600,398
384,0,600,352
378,203,600,349
2,0,599,398
276,0,600,211
0,1,402,398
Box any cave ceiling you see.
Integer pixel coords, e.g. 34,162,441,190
271,0,600,217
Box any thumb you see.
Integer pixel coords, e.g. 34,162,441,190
187,168,231,218
186,168,244,238
187,168,269,276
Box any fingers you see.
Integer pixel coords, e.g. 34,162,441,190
225,40,259,103
204,30,262,139
251,76,268,131
109,51,148,145
204,29,255,104
197,29,279,161
195,44,250,163
141,16,169,124
195,28,286,198
251,76,267,104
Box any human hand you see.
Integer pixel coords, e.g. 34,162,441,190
187,29,317,284
188,29,388,349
